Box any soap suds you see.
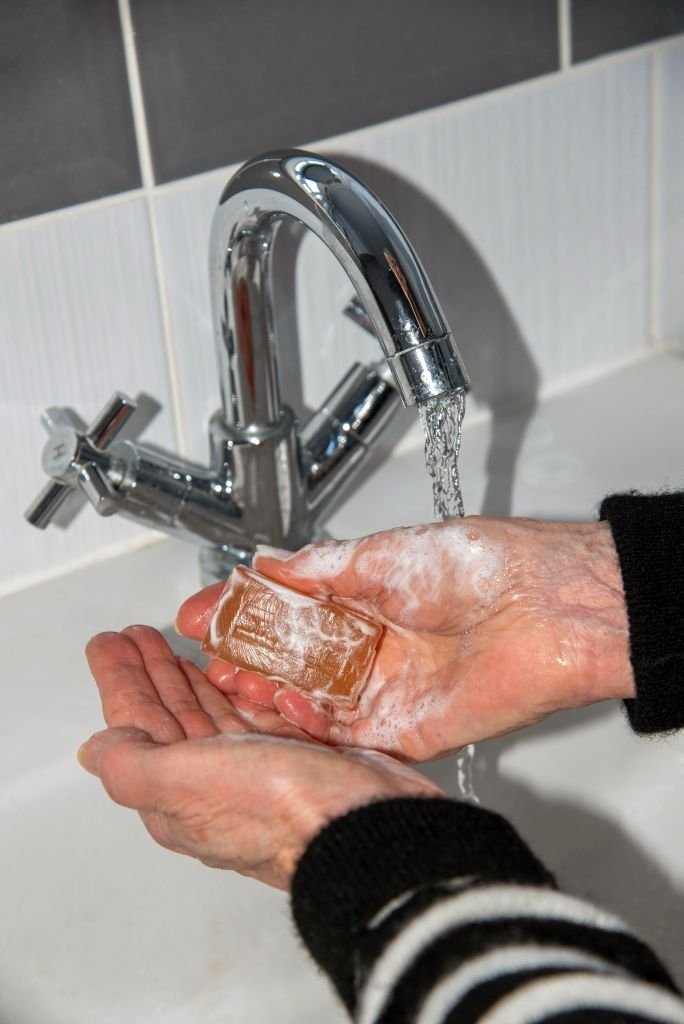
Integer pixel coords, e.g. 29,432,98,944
353,523,504,628
279,537,364,579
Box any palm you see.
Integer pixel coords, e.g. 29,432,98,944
176,517,629,762
81,626,440,887
329,599,569,760
186,595,566,762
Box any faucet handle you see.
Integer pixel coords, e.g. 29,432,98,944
25,392,137,529
25,479,75,530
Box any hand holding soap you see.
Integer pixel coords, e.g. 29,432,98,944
202,566,383,707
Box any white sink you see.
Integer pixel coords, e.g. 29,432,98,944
2,350,683,1021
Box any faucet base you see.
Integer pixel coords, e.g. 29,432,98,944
199,543,257,585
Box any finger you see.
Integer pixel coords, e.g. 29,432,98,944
179,658,251,735
121,626,219,740
175,582,225,640
272,688,343,744
86,632,185,744
206,658,238,693
234,670,278,707
228,694,316,742
254,537,370,600
77,726,160,809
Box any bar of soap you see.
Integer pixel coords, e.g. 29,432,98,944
202,566,382,707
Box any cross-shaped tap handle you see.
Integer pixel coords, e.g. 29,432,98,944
25,392,137,529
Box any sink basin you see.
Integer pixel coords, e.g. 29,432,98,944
0,543,347,1024
2,351,684,1021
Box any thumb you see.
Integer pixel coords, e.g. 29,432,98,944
78,727,159,809
254,536,376,601
175,581,225,640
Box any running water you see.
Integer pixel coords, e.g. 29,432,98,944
418,389,478,803
418,390,467,520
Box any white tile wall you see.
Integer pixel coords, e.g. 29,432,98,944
0,198,176,591
656,39,684,343
302,53,652,409
155,52,652,464
2,45,676,594
152,172,235,460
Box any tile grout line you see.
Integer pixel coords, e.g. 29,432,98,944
117,0,188,456
0,187,148,236
558,0,572,71
117,0,154,191
647,48,662,348
142,198,189,456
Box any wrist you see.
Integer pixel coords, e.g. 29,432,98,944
281,751,443,889
560,522,635,705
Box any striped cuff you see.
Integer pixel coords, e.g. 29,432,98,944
356,885,677,1023
291,797,555,1011
291,798,679,1022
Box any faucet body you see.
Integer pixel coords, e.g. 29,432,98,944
26,150,469,582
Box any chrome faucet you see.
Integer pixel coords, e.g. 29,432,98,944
25,150,469,583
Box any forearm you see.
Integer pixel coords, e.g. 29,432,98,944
292,798,681,1023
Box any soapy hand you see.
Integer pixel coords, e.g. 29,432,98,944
79,626,441,890
177,517,635,762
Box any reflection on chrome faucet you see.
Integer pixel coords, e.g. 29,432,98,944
25,150,470,583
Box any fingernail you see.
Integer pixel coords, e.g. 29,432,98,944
273,688,302,720
77,733,105,772
210,662,235,680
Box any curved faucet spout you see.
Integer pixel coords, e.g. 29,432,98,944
26,149,471,584
209,150,469,430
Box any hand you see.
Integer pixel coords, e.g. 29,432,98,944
79,626,441,890
177,517,634,763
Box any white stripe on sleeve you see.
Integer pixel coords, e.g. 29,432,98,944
479,973,684,1024
416,945,617,1024
367,877,477,931
358,885,632,1024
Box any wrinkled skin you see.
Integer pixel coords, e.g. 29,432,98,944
79,626,441,890
177,517,635,763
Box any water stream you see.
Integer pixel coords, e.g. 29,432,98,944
419,390,478,803
418,390,466,521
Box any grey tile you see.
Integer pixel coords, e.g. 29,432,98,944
572,0,684,62
131,0,558,184
0,0,140,224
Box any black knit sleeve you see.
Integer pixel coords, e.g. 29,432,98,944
291,798,681,1023
599,492,684,734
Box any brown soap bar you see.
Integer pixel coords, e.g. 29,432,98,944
202,566,382,707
